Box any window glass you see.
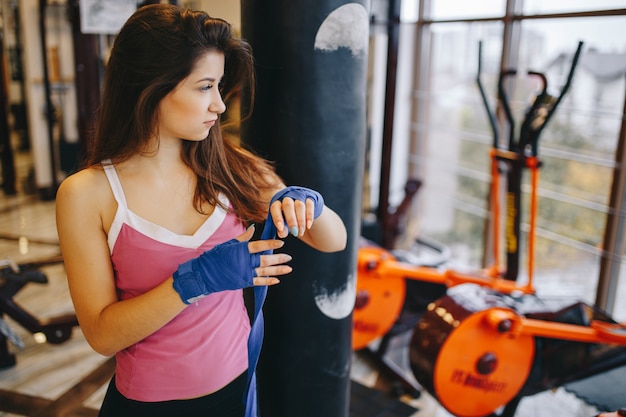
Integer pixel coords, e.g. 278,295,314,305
524,0,625,15
517,17,625,311
412,15,626,322
412,21,503,268
431,0,506,20
401,0,419,22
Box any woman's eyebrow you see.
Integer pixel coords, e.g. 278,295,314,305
194,75,224,84
195,77,216,83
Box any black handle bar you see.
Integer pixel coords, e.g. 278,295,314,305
478,40,584,156
527,40,584,156
476,41,500,148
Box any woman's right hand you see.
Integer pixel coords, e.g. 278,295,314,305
236,225,292,286
173,226,292,304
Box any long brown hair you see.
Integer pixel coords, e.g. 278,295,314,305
86,4,275,223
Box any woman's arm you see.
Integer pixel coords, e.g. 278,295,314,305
57,171,292,356
291,205,347,253
56,170,187,356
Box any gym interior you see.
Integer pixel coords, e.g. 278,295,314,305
1,1,626,416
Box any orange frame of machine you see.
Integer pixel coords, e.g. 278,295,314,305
353,42,626,348
354,147,626,350
352,40,626,417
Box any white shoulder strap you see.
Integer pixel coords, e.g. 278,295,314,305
101,159,128,209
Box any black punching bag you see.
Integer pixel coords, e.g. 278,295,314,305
240,2,369,416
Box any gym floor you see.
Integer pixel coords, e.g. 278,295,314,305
0,152,604,417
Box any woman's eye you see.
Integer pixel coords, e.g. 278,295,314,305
201,84,213,92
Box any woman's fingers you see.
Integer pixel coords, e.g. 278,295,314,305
281,197,306,237
254,263,292,279
270,199,288,238
305,198,315,230
255,253,292,277
253,277,280,286
247,238,285,254
294,199,306,236
233,227,294,287
259,252,292,268
253,253,292,287
270,197,311,238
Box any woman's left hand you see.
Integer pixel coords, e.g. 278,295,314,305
268,187,324,239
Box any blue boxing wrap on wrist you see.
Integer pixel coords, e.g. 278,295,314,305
269,186,324,221
172,238,261,304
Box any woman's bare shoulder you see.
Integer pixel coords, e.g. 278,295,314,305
55,166,120,236
56,167,112,210
58,167,108,194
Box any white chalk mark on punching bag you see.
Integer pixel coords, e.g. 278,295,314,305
314,272,357,319
310,3,367,320
314,3,369,56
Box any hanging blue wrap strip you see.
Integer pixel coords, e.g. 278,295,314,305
244,186,323,417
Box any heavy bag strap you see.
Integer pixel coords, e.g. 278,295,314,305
246,186,317,417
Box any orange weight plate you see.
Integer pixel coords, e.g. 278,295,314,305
433,307,534,417
352,246,406,350
410,289,536,417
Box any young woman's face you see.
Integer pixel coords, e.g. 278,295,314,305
157,51,226,142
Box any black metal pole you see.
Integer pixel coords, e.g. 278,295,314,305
0,32,16,196
38,0,58,198
378,0,402,249
69,0,100,170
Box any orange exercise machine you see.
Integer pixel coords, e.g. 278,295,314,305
353,41,626,416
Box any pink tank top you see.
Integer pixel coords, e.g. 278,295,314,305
102,161,249,402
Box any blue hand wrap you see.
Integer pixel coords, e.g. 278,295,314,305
270,186,324,221
244,186,324,417
172,238,261,304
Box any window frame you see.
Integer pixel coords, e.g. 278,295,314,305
407,1,626,314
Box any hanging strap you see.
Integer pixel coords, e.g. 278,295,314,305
243,219,274,417
244,186,324,417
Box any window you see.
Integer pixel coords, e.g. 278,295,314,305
518,17,626,317
412,21,504,269
376,1,626,321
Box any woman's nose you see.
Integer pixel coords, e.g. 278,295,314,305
210,94,226,114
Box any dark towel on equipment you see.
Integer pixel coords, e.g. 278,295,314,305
564,363,626,412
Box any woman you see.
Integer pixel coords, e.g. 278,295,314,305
55,4,346,416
